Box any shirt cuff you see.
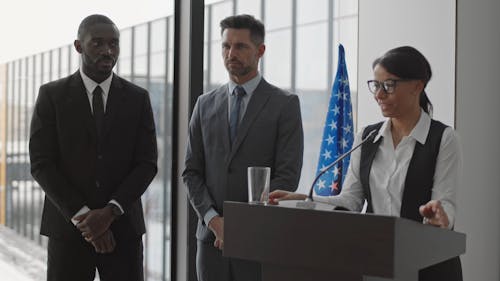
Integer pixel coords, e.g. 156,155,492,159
313,195,360,212
204,208,219,226
108,199,124,214
440,201,455,229
71,206,90,225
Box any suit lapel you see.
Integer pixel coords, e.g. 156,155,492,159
228,79,271,160
67,71,97,142
102,75,125,139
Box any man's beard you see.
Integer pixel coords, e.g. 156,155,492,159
84,55,116,73
227,64,252,77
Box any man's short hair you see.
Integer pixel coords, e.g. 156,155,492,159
77,14,116,40
220,14,265,45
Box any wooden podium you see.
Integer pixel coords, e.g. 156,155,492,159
223,201,465,281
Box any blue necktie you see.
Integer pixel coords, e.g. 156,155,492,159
229,86,246,143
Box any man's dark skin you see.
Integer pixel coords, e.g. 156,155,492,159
71,21,121,254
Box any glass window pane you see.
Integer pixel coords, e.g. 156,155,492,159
34,54,42,94
204,42,209,87
27,56,35,141
118,58,131,78
19,59,26,107
263,30,291,89
141,13,174,281
333,16,358,93
236,0,261,18
167,16,175,85
206,1,233,91
118,28,132,78
60,46,69,77
27,56,34,104
151,53,166,77
211,1,232,40
204,8,209,42
134,56,148,78
13,61,19,166
51,49,60,79
21,59,27,142
134,24,148,77
209,40,226,87
336,0,358,17
296,23,328,90
135,24,148,56
70,46,80,72
42,52,50,83
120,28,132,59
297,0,328,24
296,1,359,192
7,62,14,156
265,0,292,30
151,19,166,53
203,8,210,87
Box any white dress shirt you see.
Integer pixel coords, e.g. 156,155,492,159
315,110,461,229
227,72,261,122
80,68,112,113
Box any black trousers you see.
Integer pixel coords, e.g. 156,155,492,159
47,235,143,281
196,240,261,281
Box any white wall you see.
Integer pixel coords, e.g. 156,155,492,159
358,0,456,129
455,0,500,280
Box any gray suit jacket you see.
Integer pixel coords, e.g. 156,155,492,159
183,78,303,241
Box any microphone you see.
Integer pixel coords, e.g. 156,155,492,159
296,129,378,209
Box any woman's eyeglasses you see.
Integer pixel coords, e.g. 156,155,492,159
367,79,412,94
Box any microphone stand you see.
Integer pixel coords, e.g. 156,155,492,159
296,129,378,209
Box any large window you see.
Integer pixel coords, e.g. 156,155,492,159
113,15,176,281
1,9,176,281
118,28,133,79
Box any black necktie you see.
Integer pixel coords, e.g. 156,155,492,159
92,86,104,139
229,86,246,143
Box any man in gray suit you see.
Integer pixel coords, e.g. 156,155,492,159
183,14,304,281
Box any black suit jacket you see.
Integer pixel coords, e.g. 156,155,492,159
29,71,157,241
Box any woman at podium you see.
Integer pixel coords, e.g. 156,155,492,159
269,46,462,281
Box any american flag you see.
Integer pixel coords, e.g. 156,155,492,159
314,44,354,196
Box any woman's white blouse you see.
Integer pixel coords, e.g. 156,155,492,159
314,111,461,229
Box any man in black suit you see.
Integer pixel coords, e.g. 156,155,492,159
29,14,157,281
183,14,303,281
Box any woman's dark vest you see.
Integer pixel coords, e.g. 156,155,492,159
360,120,462,281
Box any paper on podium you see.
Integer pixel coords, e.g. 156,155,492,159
277,199,338,212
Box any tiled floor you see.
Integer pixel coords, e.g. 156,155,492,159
0,259,35,281
0,225,46,280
